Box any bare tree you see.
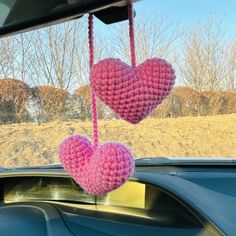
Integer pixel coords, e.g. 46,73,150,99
73,23,112,87
31,21,81,90
0,36,17,78
0,32,34,82
111,15,181,65
179,15,226,92
30,18,107,90
15,33,35,83
223,40,236,91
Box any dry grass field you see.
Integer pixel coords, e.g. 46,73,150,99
0,114,236,167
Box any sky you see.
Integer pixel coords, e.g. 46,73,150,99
134,0,236,37
94,0,236,38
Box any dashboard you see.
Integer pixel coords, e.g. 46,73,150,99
0,171,220,236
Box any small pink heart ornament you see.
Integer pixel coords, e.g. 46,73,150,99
58,135,135,195
91,58,175,124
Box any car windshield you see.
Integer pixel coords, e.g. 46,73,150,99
0,0,235,168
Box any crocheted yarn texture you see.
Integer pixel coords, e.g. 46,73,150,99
59,135,135,195
91,58,176,124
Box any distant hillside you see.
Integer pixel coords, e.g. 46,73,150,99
0,114,236,168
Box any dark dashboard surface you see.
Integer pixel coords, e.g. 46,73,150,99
0,162,235,236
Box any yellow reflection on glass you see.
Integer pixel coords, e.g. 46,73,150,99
102,182,146,209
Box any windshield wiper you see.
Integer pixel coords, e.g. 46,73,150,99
135,157,236,166
0,167,13,172
135,157,171,166
13,164,63,170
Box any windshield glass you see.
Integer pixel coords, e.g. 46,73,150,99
0,0,236,168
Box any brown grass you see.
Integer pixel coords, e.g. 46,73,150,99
0,114,236,167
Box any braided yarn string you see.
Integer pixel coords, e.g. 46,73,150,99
88,13,99,149
128,3,136,68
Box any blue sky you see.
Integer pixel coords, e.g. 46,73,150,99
95,0,236,47
134,0,236,37
92,0,236,86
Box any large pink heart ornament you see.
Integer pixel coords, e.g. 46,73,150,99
91,58,175,124
58,135,134,195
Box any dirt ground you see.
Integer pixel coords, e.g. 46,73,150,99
0,114,236,167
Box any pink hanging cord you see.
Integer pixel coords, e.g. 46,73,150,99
88,13,99,149
128,3,136,68
88,4,135,148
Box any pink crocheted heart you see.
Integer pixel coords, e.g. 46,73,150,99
58,135,134,195
91,58,175,124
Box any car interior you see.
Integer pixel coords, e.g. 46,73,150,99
0,0,235,236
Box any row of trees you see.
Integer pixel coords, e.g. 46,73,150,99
0,19,112,91
0,21,87,90
0,15,236,123
0,78,67,123
1,78,236,124
0,15,235,93
153,87,236,118
0,78,109,124
179,16,236,92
